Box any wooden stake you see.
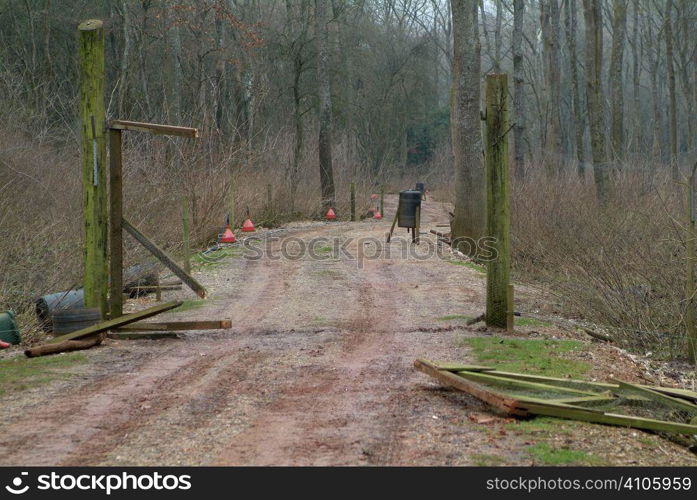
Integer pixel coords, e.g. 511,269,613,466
267,183,273,214
350,181,356,221
182,196,191,274
123,218,207,298
506,284,514,332
484,73,511,328
687,164,697,364
380,185,384,215
108,128,123,319
80,19,108,318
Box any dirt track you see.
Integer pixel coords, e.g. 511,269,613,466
1,196,695,466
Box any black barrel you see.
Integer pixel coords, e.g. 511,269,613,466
52,307,101,335
398,190,422,228
36,290,85,332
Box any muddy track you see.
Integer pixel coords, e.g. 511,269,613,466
1,196,696,466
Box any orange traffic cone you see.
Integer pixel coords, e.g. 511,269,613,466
220,225,236,243
325,208,337,220
373,211,382,220
242,218,256,232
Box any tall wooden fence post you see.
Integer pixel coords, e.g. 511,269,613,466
380,185,385,215
686,164,697,364
350,181,356,221
182,196,191,275
108,128,123,319
80,19,108,318
266,183,272,214
484,73,511,328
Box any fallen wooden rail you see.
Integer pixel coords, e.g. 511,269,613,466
44,301,182,344
414,359,697,436
114,320,232,332
25,333,104,358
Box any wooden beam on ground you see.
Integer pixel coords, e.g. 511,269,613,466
516,400,697,435
612,379,697,413
109,120,199,138
122,218,207,298
107,332,179,340
413,359,525,416
25,333,104,358
46,301,182,344
125,284,182,292
456,370,598,397
114,320,232,332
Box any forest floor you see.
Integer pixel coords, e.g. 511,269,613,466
0,196,695,466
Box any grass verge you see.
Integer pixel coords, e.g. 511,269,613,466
0,353,87,396
463,336,590,378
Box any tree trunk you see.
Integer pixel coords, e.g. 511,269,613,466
540,0,562,174
315,0,336,210
450,0,483,245
564,0,585,177
630,0,642,157
609,0,627,162
582,0,608,202
664,0,678,179
512,0,525,181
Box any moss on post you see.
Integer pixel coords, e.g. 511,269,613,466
484,73,511,328
79,19,107,317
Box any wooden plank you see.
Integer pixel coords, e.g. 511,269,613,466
46,301,182,344
114,320,232,332
414,359,525,415
612,379,697,413
650,386,697,403
107,332,179,340
432,362,495,372
109,120,199,138
456,370,598,397
109,128,123,319
481,370,619,391
125,284,182,292
123,218,207,298
517,400,697,435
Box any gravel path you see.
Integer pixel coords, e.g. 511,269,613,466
0,196,695,466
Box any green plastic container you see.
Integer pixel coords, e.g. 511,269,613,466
0,310,20,344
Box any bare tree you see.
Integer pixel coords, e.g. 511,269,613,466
450,0,483,243
564,0,585,177
664,0,678,178
609,0,627,162
512,0,525,180
583,0,608,201
315,0,336,209
540,0,562,174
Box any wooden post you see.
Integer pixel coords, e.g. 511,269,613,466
266,183,272,213
506,284,514,332
380,185,385,215
484,73,511,328
350,181,356,221
80,19,108,318
108,128,123,319
686,164,697,364
182,196,191,274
